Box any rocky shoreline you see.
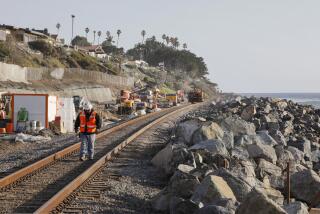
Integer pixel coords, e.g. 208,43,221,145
150,97,320,214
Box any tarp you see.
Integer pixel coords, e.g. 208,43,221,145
57,97,76,133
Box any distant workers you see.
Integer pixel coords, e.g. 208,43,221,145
0,103,6,119
74,100,101,161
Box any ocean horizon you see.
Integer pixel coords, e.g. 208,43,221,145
240,93,320,109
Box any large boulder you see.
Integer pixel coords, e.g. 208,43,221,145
191,175,236,205
282,121,294,136
275,100,288,110
170,199,200,214
256,178,284,205
283,201,309,214
221,116,256,137
152,190,172,211
168,170,200,199
235,132,277,147
290,169,320,206
287,138,311,158
176,119,202,145
287,146,304,163
311,150,320,163
222,131,234,150
258,159,282,177
270,130,287,146
275,146,295,170
214,168,253,202
235,188,286,214
247,142,277,164
189,139,229,157
195,205,234,214
241,105,257,121
192,122,224,144
151,143,190,174
231,146,250,161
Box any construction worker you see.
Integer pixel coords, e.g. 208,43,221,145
0,104,5,119
74,100,101,161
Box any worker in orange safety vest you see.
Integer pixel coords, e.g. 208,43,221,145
74,100,101,161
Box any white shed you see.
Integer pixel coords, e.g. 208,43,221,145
7,94,57,131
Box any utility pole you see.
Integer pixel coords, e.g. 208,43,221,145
71,14,75,45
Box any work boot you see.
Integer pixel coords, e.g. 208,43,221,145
80,156,87,161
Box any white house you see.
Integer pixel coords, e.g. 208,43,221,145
81,45,107,59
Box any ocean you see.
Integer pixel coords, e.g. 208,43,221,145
241,93,320,109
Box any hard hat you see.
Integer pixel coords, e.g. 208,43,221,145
82,101,92,111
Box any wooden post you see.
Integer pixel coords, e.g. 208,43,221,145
286,162,290,204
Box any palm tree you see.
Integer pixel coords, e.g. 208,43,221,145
85,27,89,39
176,41,180,49
116,29,122,47
93,30,96,44
183,43,187,49
106,30,111,38
170,37,179,49
170,37,175,47
165,36,170,46
56,23,61,36
97,31,102,45
162,34,166,44
141,30,146,43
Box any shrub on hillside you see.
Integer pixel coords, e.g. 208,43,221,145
70,51,100,71
101,41,124,55
0,42,10,60
71,36,90,47
28,40,57,57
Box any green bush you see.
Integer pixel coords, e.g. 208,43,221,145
70,51,100,70
71,36,90,47
28,40,57,57
0,42,10,59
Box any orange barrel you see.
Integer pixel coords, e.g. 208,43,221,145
0,128,6,133
5,123,13,133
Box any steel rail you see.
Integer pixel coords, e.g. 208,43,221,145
0,106,183,189
34,104,194,214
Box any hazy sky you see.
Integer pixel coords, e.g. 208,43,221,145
1,0,320,93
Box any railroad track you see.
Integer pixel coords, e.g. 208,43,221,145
0,104,195,213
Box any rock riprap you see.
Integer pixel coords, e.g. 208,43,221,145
151,97,320,213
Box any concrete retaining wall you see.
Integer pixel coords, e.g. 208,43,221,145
0,62,28,83
1,86,113,103
0,62,134,88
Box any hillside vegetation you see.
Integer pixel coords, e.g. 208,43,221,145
0,35,114,73
127,37,208,79
0,34,218,97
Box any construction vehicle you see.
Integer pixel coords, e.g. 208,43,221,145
177,90,185,103
188,88,204,103
117,90,134,115
165,93,178,106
